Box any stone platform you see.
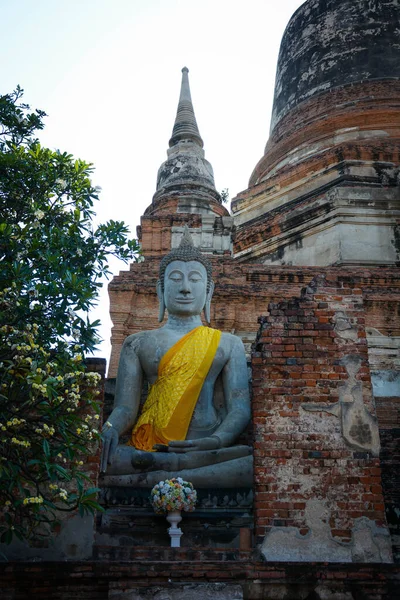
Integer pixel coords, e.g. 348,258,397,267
95,487,253,556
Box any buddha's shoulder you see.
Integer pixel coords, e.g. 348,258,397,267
122,329,164,352
219,331,245,352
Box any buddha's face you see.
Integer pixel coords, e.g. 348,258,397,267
163,260,208,317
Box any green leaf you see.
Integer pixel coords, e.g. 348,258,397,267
82,487,100,497
53,465,71,480
42,439,50,457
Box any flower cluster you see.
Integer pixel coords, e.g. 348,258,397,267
23,496,43,505
11,437,31,448
150,478,197,514
0,311,103,542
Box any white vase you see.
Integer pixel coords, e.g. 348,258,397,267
166,510,183,547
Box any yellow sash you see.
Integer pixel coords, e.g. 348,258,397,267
129,326,221,452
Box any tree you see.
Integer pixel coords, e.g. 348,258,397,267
0,87,140,544
220,188,229,204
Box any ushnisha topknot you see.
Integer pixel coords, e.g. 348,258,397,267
159,226,212,292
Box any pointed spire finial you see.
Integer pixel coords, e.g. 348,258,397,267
152,68,224,210
169,67,203,148
179,224,195,248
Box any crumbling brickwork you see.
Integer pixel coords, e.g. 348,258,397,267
1,556,400,599
109,263,400,377
252,276,392,562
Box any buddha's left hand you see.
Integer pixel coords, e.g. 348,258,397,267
166,437,220,453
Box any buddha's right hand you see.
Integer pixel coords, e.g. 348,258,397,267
100,426,119,473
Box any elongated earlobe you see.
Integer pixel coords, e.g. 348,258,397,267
156,280,165,322
204,280,214,324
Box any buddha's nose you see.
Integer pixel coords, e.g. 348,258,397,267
180,278,191,295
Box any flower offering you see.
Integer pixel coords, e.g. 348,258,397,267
150,477,197,514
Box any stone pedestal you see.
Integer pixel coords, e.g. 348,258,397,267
166,511,183,547
94,486,253,558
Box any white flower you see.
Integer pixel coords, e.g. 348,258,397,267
28,287,38,298
67,307,77,320
76,248,82,257
56,178,67,189
34,210,45,220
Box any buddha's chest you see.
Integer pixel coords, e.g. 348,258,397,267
139,333,226,385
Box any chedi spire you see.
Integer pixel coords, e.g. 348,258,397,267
151,67,221,210
169,67,203,149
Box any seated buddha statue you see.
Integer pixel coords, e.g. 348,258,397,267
100,228,252,488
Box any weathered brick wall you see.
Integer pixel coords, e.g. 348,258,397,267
139,201,228,257
107,262,399,558
1,557,400,599
108,264,400,377
251,275,392,561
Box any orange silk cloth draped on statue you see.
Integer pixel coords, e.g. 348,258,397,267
129,326,221,452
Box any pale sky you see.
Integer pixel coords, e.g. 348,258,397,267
2,0,304,367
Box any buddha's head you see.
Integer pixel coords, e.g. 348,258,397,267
157,227,214,323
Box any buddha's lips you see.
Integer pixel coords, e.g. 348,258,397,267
175,298,195,303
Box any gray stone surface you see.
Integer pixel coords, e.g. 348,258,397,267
367,328,400,369
371,370,400,398
108,583,244,600
234,187,400,268
171,218,233,255
0,513,95,561
261,499,392,563
270,0,400,131
94,502,253,553
244,582,355,600
152,68,221,208
303,354,380,456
